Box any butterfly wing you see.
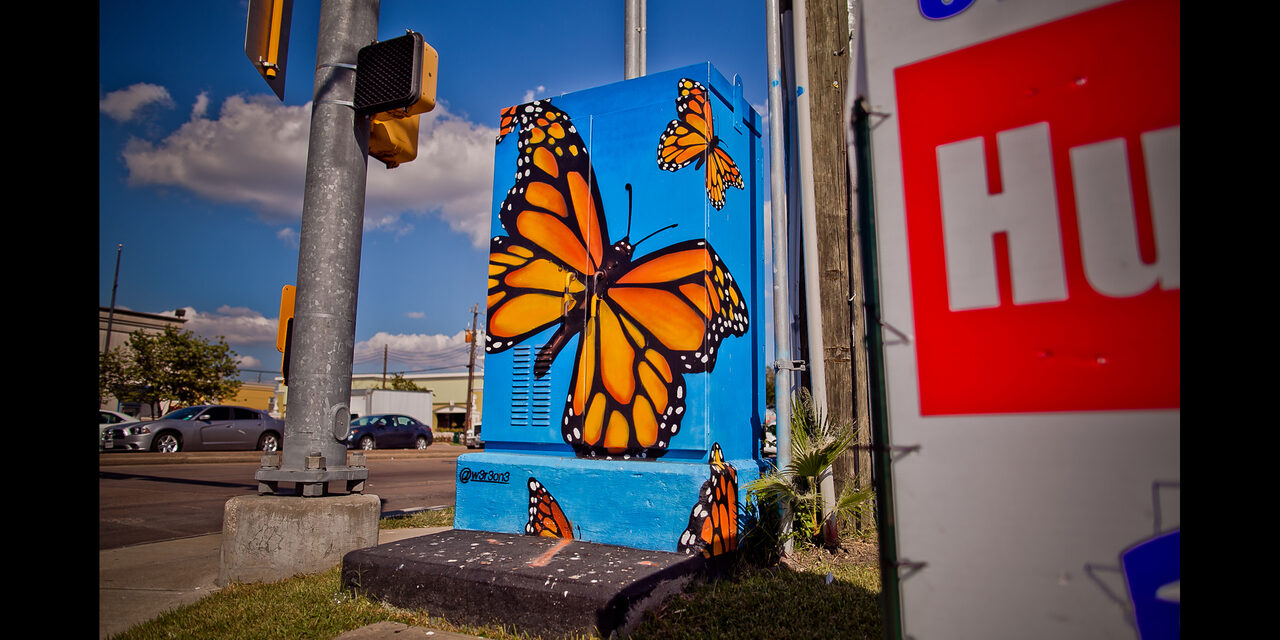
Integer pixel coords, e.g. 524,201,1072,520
525,477,573,539
657,78,712,173
611,239,750,374
486,101,610,358
678,443,739,557
704,143,745,211
561,293,689,458
486,236,584,354
495,104,518,144
561,239,750,459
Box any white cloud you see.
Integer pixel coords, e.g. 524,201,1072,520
100,83,175,122
364,107,497,247
191,91,210,119
521,85,547,102
122,95,311,219
405,311,425,319
178,305,278,345
118,91,498,248
276,227,299,247
353,330,483,371
150,305,482,373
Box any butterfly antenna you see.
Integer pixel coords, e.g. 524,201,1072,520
634,223,678,249
623,183,678,249
624,183,634,240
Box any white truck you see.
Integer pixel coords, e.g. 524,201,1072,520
348,389,435,427
463,421,483,449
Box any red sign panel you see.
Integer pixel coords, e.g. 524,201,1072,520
894,0,1179,415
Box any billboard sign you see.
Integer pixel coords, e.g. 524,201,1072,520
858,0,1179,637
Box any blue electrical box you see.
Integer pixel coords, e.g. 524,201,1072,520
454,62,766,556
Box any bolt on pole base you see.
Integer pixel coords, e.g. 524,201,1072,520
254,450,369,497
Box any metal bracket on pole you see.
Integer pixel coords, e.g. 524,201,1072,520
314,62,360,108
774,359,807,372
894,559,928,581
854,442,921,461
878,319,913,345
887,443,920,462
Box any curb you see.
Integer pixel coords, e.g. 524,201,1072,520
98,445,467,466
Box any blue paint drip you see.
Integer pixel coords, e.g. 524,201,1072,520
796,86,805,97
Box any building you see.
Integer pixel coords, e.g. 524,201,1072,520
225,381,278,413
273,370,483,430
98,306,188,418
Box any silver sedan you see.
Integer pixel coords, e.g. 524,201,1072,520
101,405,284,453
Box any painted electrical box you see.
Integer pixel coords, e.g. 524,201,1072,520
454,62,766,556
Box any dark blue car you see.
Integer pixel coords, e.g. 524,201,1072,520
346,414,433,450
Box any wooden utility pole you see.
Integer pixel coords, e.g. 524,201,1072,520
801,0,872,513
382,344,388,389
463,304,479,433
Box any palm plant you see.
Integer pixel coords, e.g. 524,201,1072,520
746,389,875,549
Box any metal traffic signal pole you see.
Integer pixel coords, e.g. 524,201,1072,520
256,0,380,497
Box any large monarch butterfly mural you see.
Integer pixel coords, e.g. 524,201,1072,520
485,99,750,461
656,78,745,210
677,443,739,557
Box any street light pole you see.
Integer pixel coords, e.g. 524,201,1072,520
463,303,478,435
255,0,379,498
103,243,123,354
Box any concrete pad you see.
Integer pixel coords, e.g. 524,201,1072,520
219,493,381,586
342,529,706,639
99,527,453,640
99,533,224,640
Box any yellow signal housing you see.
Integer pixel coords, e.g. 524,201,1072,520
369,112,420,168
276,285,295,353
392,38,438,118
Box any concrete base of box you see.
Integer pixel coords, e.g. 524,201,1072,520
342,529,706,638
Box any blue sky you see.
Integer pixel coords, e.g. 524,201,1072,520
99,1,770,379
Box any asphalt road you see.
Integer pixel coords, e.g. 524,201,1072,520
98,444,469,550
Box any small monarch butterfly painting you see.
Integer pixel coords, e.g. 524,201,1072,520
496,104,519,143
485,100,750,460
656,78,745,211
525,477,573,539
677,443,739,558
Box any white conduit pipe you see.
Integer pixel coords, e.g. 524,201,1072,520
765,0,794,556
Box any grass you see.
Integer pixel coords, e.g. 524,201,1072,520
377,506,455,529
630,551,882,640
109,510,882,640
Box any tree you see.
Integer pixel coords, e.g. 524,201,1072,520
388,373,421,391
99,326,242,417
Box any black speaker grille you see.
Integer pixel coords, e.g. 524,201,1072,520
354,32,421,115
